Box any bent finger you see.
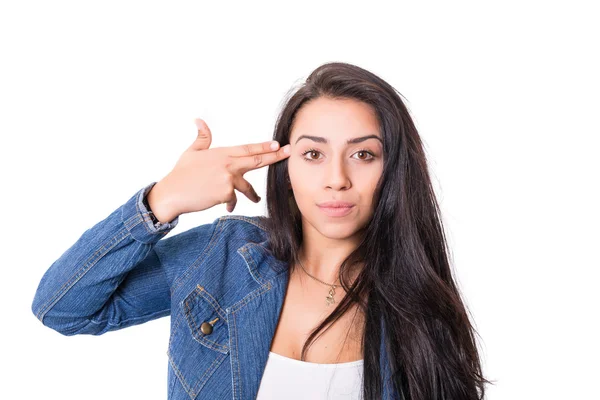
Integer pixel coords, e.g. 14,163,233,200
225,191,237,213
233,176,261,203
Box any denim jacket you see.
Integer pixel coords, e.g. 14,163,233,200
31,182,398,399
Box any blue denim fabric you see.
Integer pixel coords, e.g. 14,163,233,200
32,181,399,399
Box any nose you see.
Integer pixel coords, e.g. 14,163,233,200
325,157,351,191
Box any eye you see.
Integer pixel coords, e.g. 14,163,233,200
301,148,376,162
352,149,375,161
301,148,323,162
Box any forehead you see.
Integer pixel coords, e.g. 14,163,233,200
290,97,381,142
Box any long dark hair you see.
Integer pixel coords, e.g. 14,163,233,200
264,62,491,399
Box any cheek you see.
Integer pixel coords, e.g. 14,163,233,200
357,170,382,206
290,181,314,205
287,157,305,181
288,162,316,191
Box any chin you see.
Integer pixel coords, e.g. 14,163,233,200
313,220,362,239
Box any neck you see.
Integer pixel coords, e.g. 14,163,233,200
296,222,365,285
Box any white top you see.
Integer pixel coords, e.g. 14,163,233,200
256,351,364,399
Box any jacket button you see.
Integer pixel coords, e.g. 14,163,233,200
200,322,213,335
200,317,219,335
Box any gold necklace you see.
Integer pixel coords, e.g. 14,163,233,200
297,258,340,307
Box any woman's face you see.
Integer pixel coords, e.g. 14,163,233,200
287,96,384,240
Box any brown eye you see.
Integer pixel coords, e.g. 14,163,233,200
301,149,322,162
353,150,375,161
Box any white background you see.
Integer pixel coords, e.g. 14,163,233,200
1,1,598,399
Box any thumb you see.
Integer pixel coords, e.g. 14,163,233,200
190,118,212,151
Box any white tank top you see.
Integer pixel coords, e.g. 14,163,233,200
256,351,364,399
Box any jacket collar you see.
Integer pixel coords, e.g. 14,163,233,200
236,237,288,285
230,239,289,399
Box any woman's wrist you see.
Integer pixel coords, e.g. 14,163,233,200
145,182,179,224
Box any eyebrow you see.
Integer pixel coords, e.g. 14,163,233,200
294,134,383,145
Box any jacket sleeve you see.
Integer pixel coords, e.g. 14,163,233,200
31,181,219,336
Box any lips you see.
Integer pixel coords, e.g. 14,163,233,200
317,201,356,208
317,201,355,217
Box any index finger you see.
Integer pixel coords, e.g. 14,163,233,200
226,140,281,157
233,144,291,173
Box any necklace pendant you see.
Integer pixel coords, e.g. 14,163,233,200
325,286,336,306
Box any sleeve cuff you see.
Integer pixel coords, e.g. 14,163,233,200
121,181,180,244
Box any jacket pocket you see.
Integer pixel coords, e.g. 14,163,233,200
183,284,229,352
167,284,229,400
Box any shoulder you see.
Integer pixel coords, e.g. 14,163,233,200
156,215,268,259
215,214,270,243
218,214,268,232
159,214,272,296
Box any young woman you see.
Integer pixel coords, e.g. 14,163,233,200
32,62,489,399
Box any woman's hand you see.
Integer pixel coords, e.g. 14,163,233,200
147,118,291,222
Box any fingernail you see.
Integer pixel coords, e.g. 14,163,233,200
283,145,291,154
194,118,203,130
270,141,279,151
